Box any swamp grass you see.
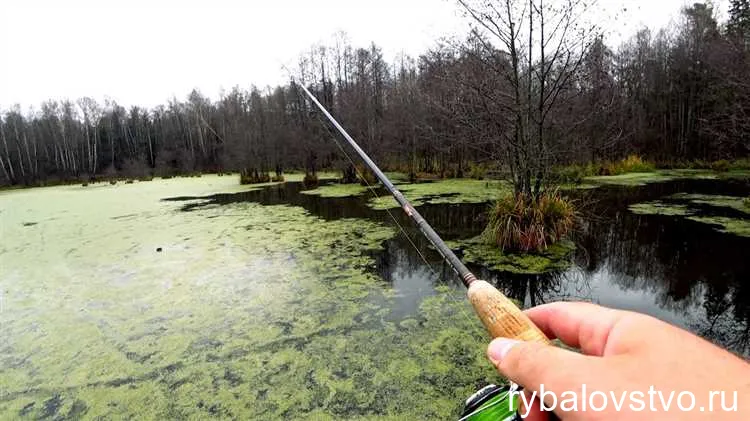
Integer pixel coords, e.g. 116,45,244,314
0,176,496,420
481,192,575,252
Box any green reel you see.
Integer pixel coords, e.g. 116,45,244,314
459,384,522,421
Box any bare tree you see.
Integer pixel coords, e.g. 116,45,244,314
456,0,599,196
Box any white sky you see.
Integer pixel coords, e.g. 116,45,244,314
0,0,730,110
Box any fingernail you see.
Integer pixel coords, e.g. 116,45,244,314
488,338,521,364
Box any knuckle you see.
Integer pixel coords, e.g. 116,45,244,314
502,342,548,379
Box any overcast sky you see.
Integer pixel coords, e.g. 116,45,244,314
0,0,730,110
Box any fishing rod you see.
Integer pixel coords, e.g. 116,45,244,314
295,81,549,346
293,79,551,420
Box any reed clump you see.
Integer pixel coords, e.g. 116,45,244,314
553,155,655,183
468,163,488,180
482,192,575,252
600,155,655,176
240,169,271,185
356,165,378,186
303,172,319,188
340,165,358,184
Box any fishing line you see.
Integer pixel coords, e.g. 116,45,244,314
308,100,486,342
278,61,513,348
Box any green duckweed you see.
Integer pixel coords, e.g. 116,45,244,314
629,202,696,217
446,237,575,274
629,193,750,238
0,176,500,420
368,179,510,210
301,183,371,198
686,216,750,237
669,194,750,215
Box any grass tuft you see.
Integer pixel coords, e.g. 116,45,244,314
600,155,655,176
711,160,731,172
303,173,319,188
240,169,271,185
467,163,488,180
356,165,379,186
552,156,653,183
482,192,575,252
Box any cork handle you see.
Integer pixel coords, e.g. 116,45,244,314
468,280,550,344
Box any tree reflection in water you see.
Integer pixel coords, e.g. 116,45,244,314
169,179,750,355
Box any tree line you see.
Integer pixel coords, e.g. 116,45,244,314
1,1,749,188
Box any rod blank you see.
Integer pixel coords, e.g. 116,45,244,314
296,82,477,288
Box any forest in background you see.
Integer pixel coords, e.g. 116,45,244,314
1,1,749,187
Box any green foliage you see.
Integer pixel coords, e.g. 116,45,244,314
482,192,575,252
271,175,285,183
745,197,750,209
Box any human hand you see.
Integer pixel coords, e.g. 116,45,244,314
487,302,750,420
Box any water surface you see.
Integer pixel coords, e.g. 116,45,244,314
1,175,748,420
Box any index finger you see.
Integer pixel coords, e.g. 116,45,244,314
524,302,626,356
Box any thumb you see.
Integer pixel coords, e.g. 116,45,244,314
488,338,593,395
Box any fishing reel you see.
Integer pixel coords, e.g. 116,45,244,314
459,384,522,421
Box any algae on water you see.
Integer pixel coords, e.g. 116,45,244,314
629,202,695,217
446,237,575,275
584,170,716,187
301,183,370,198
669,193,750,215
687,216,750,237
367,179,510,210
629,193,750,238
0,176,497,420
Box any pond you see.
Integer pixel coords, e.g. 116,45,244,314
1,174,748,420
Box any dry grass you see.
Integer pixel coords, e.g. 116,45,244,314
240,169,271,185
303,173,319,188
356,165,379,186
552,155,654,183
482,192,575,252
600,155,655,176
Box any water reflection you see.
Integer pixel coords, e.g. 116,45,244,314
166,178,750,355
368,180,750,356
